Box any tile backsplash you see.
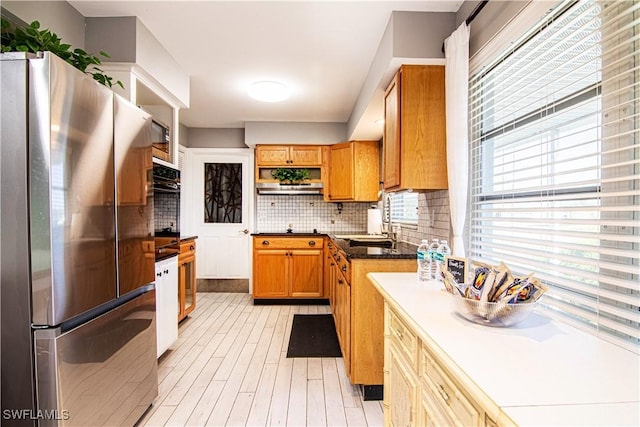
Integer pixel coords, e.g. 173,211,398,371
256,195,371,233
400,190,451,246
154,192,179,232
255,191,452,243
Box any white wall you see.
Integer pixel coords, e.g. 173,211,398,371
188,128,247,149
244,121,347,147
347,11,455,141
84,16,190,108
2,1,85,49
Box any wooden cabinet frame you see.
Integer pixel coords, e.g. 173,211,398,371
383,65,448,192
253,237,325,299
327,238,416,387
326,140,379,202
178,239,196,322
255,145,325,184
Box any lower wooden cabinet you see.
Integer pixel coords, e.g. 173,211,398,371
328,246,351,375
178,238,196,322
385,343,419,426
384,303,499,427
253,237,324,298
327,238,416,388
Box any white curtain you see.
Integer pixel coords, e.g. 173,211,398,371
444,22,470,257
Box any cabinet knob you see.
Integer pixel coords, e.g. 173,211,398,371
157,272,162,277
308,240,316,246
341,265,347,272
338,279,343,285
336,255,341,262
189,245,195,250
164,269,169,274
330,262,335,266
262,240,270,245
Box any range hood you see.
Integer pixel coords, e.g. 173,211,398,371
256,182,323,195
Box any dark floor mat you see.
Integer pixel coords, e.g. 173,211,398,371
286,314,342,358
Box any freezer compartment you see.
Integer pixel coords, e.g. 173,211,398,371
34,289,158,426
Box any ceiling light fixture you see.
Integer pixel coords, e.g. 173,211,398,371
248,80,290,102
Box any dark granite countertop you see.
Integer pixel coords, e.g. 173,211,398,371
179,235,198,242
252,232,417,260
330,236,417,260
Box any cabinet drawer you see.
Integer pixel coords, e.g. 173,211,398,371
331,249,350,283
420,345,480,427
339,259,351,284
387,308,418,368
254,237,324,249
179,239,196,253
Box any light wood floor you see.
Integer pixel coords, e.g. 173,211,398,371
138,292,384,427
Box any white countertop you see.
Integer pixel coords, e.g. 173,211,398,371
368,272,640,427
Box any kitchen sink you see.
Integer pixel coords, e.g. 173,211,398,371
348,238,394,248
334,234,389,240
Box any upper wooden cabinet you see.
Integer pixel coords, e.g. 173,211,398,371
383,65,448,192
256,145,323,167
326,140,379,202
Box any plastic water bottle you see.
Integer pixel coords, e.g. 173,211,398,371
435,240,451,281
417,240,430,281
428,239,440,280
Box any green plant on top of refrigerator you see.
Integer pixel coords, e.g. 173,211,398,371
0,18,124,89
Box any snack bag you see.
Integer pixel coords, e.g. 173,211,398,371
488,262,512,302
468,262,492,300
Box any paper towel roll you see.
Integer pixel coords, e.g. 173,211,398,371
367,208,383,235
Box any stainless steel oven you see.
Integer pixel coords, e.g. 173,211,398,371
153,163,180,256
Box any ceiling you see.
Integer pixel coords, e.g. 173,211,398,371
69,1,462,139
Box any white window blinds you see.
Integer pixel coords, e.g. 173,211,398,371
469,0,640,352
385,191,419,224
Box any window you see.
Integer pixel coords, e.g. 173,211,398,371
384,191,418,224
469,0,639,352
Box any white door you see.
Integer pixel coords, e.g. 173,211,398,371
185,148,253,280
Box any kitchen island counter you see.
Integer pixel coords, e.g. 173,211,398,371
368,272,640,426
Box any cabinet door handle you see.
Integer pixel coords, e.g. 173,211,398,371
189,245,195,250
164,269,169,274
437,384,450,403
308,240,316,246
157,272,162,277
338,279,343,285
336,255,341,262
330,262,335,266
341,265,347,272
262,240,270,245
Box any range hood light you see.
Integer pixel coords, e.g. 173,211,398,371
256,182,323,195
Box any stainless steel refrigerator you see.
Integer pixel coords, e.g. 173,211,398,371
1,52,158,426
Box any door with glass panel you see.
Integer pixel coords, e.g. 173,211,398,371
189,149,253,279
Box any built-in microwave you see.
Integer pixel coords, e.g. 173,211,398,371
151,118,171,162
